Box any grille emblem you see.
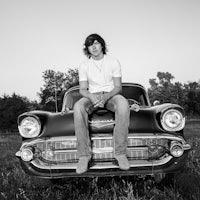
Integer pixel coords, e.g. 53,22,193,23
89,119,115,129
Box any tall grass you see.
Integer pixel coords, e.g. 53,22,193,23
0,135,200,200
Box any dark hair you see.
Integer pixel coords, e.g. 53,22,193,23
83,34,108,58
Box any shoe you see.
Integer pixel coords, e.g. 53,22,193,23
115,154,130,170
76,156,90,174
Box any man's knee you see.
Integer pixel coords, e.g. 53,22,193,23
74,98,91,113
74,100,84,113
115,95,129,111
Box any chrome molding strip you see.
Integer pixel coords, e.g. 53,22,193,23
21,138,46,148
51,147,148,154
30,156,172,170
182,144,191,150
21,133,187,147
92,133,185,142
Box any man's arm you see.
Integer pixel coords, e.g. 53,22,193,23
79,81,90,98
100,77,122,105
107,77,122,98
79,81,100,105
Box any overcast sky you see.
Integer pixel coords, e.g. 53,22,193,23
0,0,200,101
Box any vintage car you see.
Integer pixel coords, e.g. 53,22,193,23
16,83,191,182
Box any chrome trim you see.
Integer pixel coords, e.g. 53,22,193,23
89,119,115,129
15,151,21,157
18,133,191,169
21,138,46,147
91,133,187,144
182,144,191,150
20,133,187,146
93,147,113,154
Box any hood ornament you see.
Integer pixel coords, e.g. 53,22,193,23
131,104,140,112
89,119,115,129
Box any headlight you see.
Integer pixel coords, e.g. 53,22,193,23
170,142,184,157
161,109,185,132
21,147,34,161
18,116,41,138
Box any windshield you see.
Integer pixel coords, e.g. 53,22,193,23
62,84,150,110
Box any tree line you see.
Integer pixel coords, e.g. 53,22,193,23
0,69,199,132
148,72,200,117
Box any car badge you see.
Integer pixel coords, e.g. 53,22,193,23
89,119,115,129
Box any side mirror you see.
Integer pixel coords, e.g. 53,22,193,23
61,91,73,113
153,100,160,106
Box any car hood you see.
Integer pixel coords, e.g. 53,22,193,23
18,103,184,138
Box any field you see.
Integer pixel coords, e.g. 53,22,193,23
0,121,200,200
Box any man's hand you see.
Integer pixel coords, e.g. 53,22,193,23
89,93,102,107
100,93,110,105
93,93,110,108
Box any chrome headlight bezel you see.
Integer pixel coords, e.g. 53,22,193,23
18,116,41,138
161,109,185,132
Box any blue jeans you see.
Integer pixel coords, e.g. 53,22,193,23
73,94,130,157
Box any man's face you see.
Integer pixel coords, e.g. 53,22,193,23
88,40,103,57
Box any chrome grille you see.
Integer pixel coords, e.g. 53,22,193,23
42,151,78,163
93,139,113,148
54,140,76,149
34,136,168,163
40,148,149,163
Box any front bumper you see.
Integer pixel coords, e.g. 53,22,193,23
16,133,191,178
17,152,190,178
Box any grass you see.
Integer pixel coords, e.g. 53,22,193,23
0,122,200,200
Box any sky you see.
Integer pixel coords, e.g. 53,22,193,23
0,0,200,101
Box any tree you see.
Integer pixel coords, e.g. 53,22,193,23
148,72,177,104
0,93,36,132
184,82,200,117
157,72,174,86
148,72,200,117
173,82,186,106
38,68,79,112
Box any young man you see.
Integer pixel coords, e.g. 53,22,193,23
74,34,130,174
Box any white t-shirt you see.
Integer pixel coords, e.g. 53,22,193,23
79,55,122,93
